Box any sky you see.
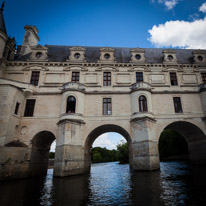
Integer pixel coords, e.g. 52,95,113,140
3,0,206,150
3,0,206,49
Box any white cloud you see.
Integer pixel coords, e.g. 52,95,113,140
199,2,206,13
93,133,117,150
93,133,126,150
148,17,206,49
165,0,178,10
153,0,179,10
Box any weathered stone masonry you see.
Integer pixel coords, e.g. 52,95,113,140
0,4,206,180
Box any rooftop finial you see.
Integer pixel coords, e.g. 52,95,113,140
0,1,5,11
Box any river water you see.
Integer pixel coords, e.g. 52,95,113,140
0,161,206,206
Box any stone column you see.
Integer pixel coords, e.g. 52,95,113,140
131,117,160,171
54,120,85,177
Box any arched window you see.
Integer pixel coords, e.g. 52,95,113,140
66,96,76,113
139,95,148,112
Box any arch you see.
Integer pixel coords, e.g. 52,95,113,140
84,124,132,173
139,95,148,112
159,121,206,165
66,95,76,113
29,131,56,177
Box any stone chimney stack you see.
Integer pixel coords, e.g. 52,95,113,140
21,25,40,56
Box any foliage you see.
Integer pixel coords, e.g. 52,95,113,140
49,152,55,159
158,129,189,161
91,147,119,163
117,142,129,164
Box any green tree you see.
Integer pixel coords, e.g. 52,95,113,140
117,142,129,164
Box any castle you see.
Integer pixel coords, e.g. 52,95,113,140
0,2,206,180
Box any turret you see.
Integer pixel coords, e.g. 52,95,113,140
21,25,40,56
0,1,8,59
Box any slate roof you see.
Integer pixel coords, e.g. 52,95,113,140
0,2,7,35
14,45,202,64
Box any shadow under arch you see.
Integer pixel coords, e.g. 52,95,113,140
161,121,206,165
29,131,56,177
84,124,133,173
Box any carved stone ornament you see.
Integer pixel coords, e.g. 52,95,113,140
130,82,152,92
61,82,86,92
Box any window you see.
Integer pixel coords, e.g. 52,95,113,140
30,71,40,86
136,72,143,83
66,96,76,113
103,72,111,86
170,72,178,86
24,99,36,117
201,73,206,84
103,98,112,115
173,97,183,113
72,72,80,82
14,102,20,115
139,95,148,112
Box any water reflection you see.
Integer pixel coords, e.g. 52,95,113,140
0,161,206,206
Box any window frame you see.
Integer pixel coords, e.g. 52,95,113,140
24,99,36,117
30,71,40,86
14,102,20,115
103,98,112,115
103,72,111,86
170,72,178,86
136,72,144,83
139,95,148,112
201,73,206,84
66,96,76,113
173,97,183,113
71,72,80,82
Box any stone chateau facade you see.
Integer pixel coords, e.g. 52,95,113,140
0,3,206,180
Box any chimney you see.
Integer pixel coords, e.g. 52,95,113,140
21,25,40,56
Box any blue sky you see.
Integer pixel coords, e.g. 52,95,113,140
3,0,206,149
3,0,206,49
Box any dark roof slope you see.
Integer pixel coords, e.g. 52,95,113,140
0,1,7,35
15,45,201,64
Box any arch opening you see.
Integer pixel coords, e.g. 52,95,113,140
139,95,147,112
84,124,132,173
66,96,76,113
29,131,56,176
159,121,206,165
158,129,189,161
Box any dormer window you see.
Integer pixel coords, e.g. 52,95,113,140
167,55,174,61
198,55,203,61
130,48,145,62
74,53,81,59
36,52,42,58
135,54,141,60
193,50,206,63
30,45,48,61
104,53,110,60
99,47,115,62
68,47,85,62
163,49,177,64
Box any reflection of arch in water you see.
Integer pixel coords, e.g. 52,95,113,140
84,124,132,173
159,121,206,164
29,131,56,176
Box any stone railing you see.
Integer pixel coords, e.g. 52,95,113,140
60,82,86,92
130,82,152,91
